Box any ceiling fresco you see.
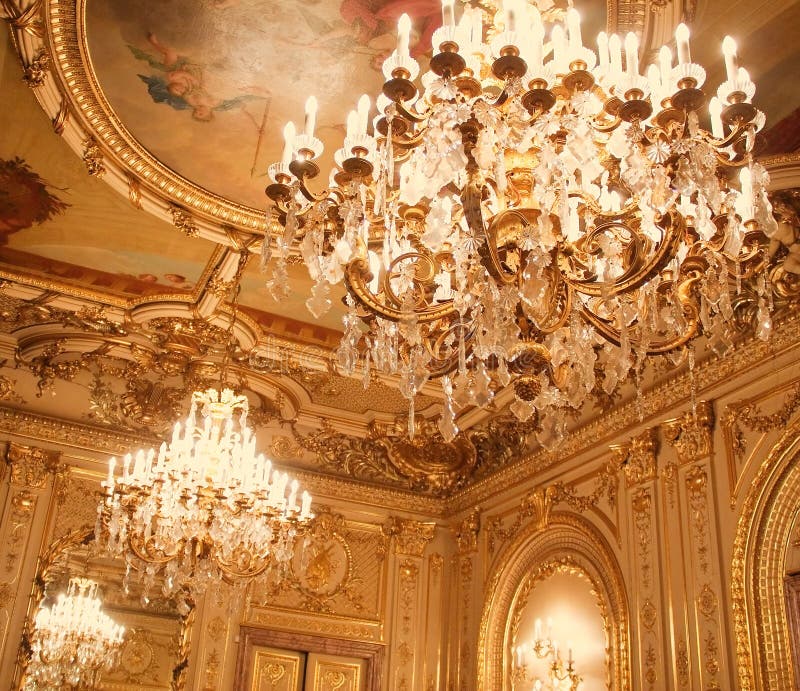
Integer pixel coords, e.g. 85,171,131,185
0,41,215,299
86,0,414,209
84,0,607,210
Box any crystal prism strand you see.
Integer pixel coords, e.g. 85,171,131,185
755,274,773,341
471,360,493,407
336,296,361,375
266,239,291,301
438,376,459,442
510,395,535,422
260,209,277,272
408,396,415,439
752,162,780,238
362,348,371,390
386,108,395,187
305,275,332,318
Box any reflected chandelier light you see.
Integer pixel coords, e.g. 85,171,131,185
264,0,777,443
513,619,581,690
25,577,124,690
96,388,314,601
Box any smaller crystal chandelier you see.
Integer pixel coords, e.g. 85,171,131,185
25,577,125,690
96,388,314,599
96,255,314,600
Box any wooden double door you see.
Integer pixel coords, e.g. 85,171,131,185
234,627,384,691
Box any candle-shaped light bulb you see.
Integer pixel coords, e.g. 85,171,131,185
301,490,312,518
722,36,738,82
597,31,609,68
675,23,691,65
608,33,622,76
646,64,661,102
568,643,574,665
346,110,358,140
304,96,318,137
442,0,455,29
357,94,370,135
624,31,639,76
503,0,519,32
535,618,542,639
281,121,296,165
471,6,483,46
523,6,541,67
107,457,116,486
659,45,673,89
398,13,412,58
566,8,582,50
709,96,724,138
551,24,566,71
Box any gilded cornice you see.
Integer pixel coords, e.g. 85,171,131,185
0,405,446,516
448,314,800,514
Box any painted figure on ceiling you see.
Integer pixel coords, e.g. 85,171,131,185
129,33,265,121
0,158,69,242
299,0,442,63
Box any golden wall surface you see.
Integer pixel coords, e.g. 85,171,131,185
0,317,799,689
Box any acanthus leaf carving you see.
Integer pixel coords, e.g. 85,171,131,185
663,401,715,465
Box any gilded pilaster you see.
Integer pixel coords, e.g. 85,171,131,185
0,442,60,687
384,517,435,690
450,508,479,691
618,428,666,690
663,402,732,689
193,584,238,691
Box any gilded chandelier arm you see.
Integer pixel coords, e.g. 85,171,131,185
579,255,707,354
561,210,686,298
343,251,458,324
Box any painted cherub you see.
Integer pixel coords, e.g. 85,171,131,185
128,33,264,121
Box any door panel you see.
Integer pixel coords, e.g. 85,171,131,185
305,653,366,691
250,647,305,691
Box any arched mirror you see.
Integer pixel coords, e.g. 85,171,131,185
13,527,193,690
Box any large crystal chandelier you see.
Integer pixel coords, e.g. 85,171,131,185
24,577,125,690
96,388,314,600
264,0,777,443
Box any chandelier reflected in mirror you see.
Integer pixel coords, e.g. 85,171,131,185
264,0,777,443
95,388,314,602
24,577,125,690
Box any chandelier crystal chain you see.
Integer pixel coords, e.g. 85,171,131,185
264,0,776,444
